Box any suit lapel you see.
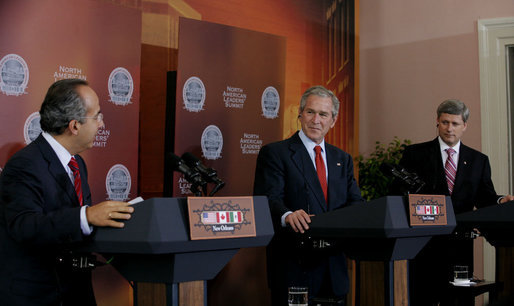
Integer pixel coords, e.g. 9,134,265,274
325,146,338,210
430,139,449,194
454,143,471,192
289,133,327,212
35,135,80,207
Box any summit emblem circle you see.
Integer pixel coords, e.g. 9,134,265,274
183,76,206,112
108,67,133,106
201,125,223,160
106,164,131,201
261,86,280,119
0,54,29,96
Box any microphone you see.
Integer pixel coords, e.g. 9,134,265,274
169,153,206,196
182,152,225,196
380,163,425,193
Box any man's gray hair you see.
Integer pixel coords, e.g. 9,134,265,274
39,79,89,135
299,85,340,118
437,99,470,123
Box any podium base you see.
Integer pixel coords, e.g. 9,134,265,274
134,281,206,306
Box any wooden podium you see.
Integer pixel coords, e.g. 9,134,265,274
307,196,456,306
80,196,274,306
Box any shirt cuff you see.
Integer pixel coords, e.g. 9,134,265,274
497,196,505,204
281,211,293,227
80,206,93,235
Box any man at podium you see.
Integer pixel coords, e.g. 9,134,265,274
395,99,514,305
0,79,134,306
254,86,364,305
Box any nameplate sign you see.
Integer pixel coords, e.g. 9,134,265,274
408,194,447,226
188,196,256,240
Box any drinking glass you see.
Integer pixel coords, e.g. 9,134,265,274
288,286,308,306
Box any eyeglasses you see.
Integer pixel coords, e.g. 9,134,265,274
80,113,104,123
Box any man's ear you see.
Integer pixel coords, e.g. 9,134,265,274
68,119,80,135
330,114,337,128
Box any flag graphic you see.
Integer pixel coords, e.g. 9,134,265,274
202,212,218,224
416,205,440,216
201,211,244,225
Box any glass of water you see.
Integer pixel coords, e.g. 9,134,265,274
288,286,308,306
453,265,469,283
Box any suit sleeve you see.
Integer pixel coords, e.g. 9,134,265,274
0,155,84,246
253,144,290,228
344,154,364,205
475,156,501,208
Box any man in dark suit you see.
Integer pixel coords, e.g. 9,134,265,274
396,99,514,305
0,79,134,306
254,86,363,306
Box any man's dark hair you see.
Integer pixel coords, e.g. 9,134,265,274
437,99,470,123
39,79,89,135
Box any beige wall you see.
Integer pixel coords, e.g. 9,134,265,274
358,0,514,155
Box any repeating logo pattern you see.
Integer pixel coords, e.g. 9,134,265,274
108,67,133,106
201,125,223,160
0,54,29,96
106,164,131,201
261,86,280,119
183,76,206,112
23,112,42,144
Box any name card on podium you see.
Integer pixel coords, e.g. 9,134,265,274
188,196,257,240
408,194,448,226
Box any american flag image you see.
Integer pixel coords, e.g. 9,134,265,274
202,212,218,224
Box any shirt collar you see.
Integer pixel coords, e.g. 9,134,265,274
42,132,73,169
299,129,326,152
438,136,461,154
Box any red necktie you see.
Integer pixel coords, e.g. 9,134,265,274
314,145,328,203
445,148,457,195
68,157,83,206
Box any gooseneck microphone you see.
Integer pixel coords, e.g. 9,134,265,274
380,163,425,194
182,152,225,196
168,153,206,196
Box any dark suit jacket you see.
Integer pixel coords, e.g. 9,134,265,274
253,132,363,299
398,138,499,213
0,134,95,306
397,138,500,304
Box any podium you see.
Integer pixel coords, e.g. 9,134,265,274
457,203,514,301
81,196,274,305
456,203,514,247
307,196,456,306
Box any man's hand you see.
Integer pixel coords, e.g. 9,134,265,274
86,201,134,228
500,195,514,204
285,209,312,234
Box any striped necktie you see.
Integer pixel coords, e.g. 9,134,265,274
445,148,457,195
68,157,83,206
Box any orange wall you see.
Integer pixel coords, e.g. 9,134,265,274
185,0,325,138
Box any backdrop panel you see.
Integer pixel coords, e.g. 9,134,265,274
170,18,285,197
0,0,141,204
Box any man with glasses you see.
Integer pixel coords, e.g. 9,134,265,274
0,79,134,305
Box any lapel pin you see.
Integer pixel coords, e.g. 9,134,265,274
337,162,341,166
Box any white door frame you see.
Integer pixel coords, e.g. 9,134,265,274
478,16,514,291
